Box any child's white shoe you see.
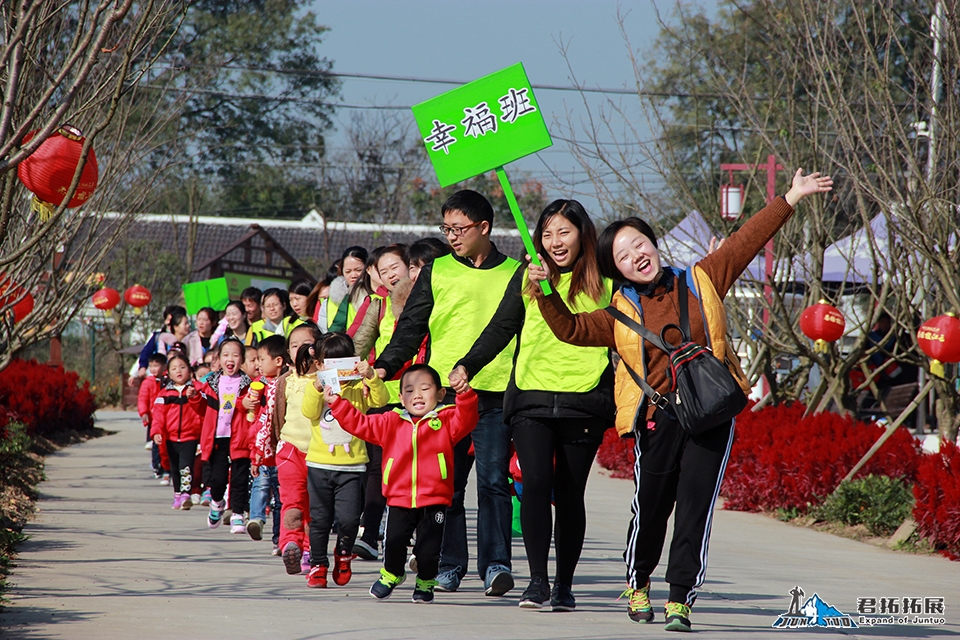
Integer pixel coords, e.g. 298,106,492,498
230,513,245,534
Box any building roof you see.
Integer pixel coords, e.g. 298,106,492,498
104,209,528,280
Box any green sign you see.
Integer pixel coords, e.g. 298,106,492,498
182,278,229,315
412,62,552,187
223,272,289,300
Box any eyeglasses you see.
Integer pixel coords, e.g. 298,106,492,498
438,221,482,237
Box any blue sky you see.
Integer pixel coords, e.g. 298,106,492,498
311,0,720,214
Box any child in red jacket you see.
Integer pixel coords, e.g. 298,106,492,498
150,352,205,510
326,363,478,604
138,353,167,480
199,338,252,532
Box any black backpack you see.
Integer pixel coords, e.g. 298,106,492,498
606,274,747,436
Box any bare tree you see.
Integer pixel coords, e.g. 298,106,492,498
0,1,191,371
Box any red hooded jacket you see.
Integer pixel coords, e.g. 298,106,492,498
137,375,162,419
329,389,478,509
150,380,205,442
199,371,252,461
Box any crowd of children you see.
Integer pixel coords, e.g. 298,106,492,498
136,237,480,604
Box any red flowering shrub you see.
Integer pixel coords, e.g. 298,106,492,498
0,359,97,438
721,402,920,513
594,401,921,516
596,428,635,479
913,440,960,561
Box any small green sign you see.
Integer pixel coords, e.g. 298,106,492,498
223,272,290,300
412,62,552,187
182,278,229,315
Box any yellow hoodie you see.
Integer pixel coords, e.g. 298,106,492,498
302,376,389,470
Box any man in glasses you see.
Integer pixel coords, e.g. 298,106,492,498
374,189,522,597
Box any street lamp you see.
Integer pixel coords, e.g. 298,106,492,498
719,154,784,397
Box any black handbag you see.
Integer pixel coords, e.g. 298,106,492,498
607,275,747,435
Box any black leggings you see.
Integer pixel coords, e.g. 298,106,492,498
166,440,198,495
511,416,604,587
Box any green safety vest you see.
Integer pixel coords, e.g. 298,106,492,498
515,273,613,392
326,297,357,332
375,296,400,403
429,254,520,392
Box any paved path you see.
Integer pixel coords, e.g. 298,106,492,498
1,411,958,639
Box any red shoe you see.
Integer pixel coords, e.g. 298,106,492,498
332,552,355,586
307,565,328,588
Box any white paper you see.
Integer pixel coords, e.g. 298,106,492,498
323,356,361,381
316,368,341,394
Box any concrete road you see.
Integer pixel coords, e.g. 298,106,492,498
1,411,958,639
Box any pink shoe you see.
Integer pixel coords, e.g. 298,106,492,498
300,549,311,575
171,494,184,509
179,493,192,510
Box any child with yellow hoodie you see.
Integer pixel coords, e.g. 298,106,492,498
301,332,389,588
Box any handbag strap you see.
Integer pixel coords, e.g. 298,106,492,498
677,271,691,341
605,305,671,410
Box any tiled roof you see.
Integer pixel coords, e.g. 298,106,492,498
102,210,528,279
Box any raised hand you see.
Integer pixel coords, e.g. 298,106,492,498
785,168,833,206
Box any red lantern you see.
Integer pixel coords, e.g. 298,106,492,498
92,287,121,317
917,313,960,378
124,284,152,315
799,300,845,352
17,125,99,221
0,275,34,324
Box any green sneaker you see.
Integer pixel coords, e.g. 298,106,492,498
412,577,439,604
619,581,654,623
369,568,405,600
664,601,692,632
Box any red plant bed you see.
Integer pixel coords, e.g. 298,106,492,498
0,359,97,438
913,440,960,561
594,401,920,515
721,402,919,513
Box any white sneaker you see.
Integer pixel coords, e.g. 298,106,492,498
159,474,171,486
230,513,245,534
190,493,201,505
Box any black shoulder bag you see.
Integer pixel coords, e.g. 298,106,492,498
606,275,746,435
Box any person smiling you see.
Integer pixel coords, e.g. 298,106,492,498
375,190,521,597
451,199,614,612
530,169,832,632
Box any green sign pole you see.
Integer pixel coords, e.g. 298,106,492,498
495,166,552,295
412,62,555,295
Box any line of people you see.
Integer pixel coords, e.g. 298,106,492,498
136,172,831,631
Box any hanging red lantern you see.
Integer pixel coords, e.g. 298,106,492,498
124,284,152,315
17,125,99,221
0,275,34,324
92,287,121,317
917,313,960,378
799,300,845,353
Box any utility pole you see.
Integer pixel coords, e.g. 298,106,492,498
720,155,784,397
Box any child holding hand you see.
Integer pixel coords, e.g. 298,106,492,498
300,333,389,588
325,363,478,604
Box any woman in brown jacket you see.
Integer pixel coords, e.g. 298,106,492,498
529,169,832,632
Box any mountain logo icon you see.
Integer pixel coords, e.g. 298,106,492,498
772,586,859,629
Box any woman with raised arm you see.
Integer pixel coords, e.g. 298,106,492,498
528,169,832,632
450,199,614,613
